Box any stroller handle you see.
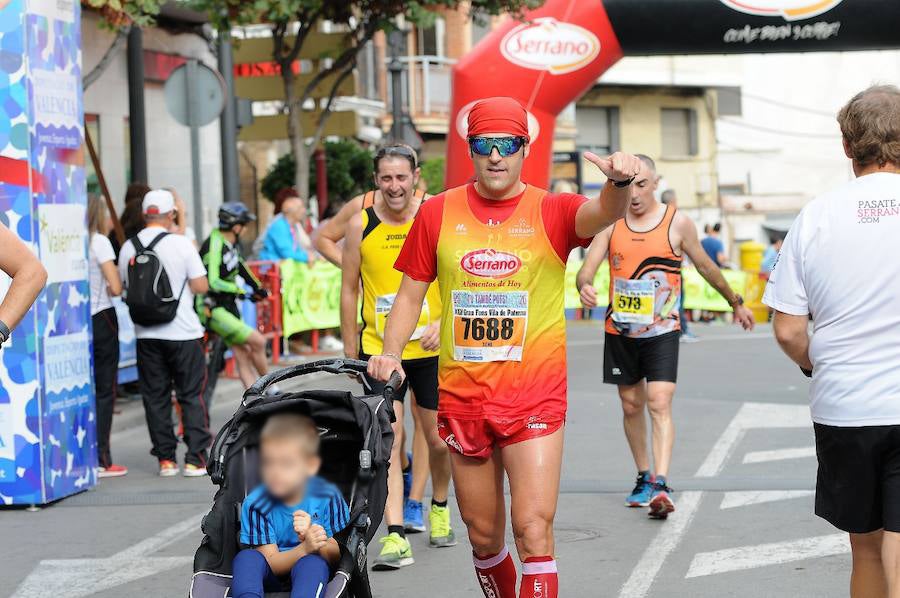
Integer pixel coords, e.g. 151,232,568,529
383,371,404,402
245,358,369,401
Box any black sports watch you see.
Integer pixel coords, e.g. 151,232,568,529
729,294,745,307
610,176,635,188
0,319,10,344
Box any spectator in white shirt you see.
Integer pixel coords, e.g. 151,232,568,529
88,195,126,478
764,85,900,598
118,189,211,478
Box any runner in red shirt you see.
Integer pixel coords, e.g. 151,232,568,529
368,96,640,598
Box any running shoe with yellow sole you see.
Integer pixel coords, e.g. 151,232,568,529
429,504,457,548
183,463,208,478
372,532,414,570
159,459,179,477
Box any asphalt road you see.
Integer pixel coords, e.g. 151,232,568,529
0,321,848,598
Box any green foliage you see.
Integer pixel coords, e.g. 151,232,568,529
260,153,296,203
194,0,545,36
311,139,373,205
84,0,164,28
261,140,373,205
420,157,445,195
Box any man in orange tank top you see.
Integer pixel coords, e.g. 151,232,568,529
577,155,755,519
367,96,640,598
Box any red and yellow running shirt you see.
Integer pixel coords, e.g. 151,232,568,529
395,183,591,420
605,204,683,339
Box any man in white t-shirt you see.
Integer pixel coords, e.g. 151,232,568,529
764,85,900,597
118,189,211,478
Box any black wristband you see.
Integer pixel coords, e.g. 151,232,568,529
0,319,10,344
611,176,635,188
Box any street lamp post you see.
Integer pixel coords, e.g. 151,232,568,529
388,29,404,143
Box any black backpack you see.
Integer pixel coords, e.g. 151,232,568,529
124,232,186,326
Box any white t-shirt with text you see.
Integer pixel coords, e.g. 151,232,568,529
89,233,116,316
763,172,900,426
118,227,207,341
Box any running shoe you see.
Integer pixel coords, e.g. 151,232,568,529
159,460,179,477
372,532,414,570
402,451,413,501
98,464,128,478
404,499,426,533
183,463,208,478
626,472,654,507
648,477,676,519
429,504,457,548
319,335,344,352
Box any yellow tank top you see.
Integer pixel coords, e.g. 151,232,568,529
435,184,569,419
359,206,441,360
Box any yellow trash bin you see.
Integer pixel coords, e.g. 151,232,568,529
740,241,765,273
740,241,768,322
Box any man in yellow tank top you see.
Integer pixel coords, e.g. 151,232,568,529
315,145,432,529
340,147,455,571
318,145,434,534
367,96,642,598
577,155,755,520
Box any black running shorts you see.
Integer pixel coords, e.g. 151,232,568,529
360,353,439,411
603,331,680,386
814,423,900,533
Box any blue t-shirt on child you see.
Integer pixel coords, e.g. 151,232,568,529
240,476,350,550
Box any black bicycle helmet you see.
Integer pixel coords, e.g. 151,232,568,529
218,202,256,229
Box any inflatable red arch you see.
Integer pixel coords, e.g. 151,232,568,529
446,0,900,188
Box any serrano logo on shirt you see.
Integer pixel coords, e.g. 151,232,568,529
461,248,522,279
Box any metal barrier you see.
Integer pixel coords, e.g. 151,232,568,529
247,260,283,365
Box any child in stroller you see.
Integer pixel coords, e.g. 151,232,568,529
190,359,400,598
232,412,348,596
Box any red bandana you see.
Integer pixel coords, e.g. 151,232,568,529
467,96,529,139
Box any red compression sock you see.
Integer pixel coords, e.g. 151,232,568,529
473,546,518,598
519,556,558,598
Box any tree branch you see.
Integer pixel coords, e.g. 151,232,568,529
83,24,131,90
285,7,321,65
297,20,377,107
311,61,356,147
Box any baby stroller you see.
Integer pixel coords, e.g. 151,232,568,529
189,358,400,598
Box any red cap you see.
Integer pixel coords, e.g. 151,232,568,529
466,97,529,139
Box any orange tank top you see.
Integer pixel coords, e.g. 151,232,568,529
435,184,568,420
605,204,682,338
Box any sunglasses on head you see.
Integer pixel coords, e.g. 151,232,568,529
375,144,418,166
468,136,528,157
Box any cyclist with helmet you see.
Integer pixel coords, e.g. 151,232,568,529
197,202,270,389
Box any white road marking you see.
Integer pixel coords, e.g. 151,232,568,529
743,446,816,464
685,533,849,578
695,402,810,478
720,490,814,510
12,513,203,598
618,491,703,598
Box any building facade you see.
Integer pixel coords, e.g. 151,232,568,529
82,9,223,233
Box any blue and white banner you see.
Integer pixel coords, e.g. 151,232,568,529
0,0,94,504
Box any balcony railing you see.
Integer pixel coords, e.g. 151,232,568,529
385,55,456,118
